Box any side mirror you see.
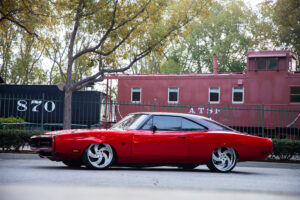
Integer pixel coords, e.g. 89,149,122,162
152,126,157,133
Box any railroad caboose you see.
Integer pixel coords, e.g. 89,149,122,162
107,49,300,138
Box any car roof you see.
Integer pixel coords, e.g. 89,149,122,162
128,112,235,132
131,112,210,122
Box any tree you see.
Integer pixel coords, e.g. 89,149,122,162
10,36,46,84
255,0,300,56
0,26,16,82
273,0,300,56
50,0,211,129
159,0,257,73
0,0,52,84
0,0,52,38
0,29,47,84
1,0,210,129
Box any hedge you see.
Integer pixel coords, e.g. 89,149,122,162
0,129,45,151
0,117,25,130
270,139,300,161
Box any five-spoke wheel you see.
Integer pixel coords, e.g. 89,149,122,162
207,147,237,172
83,144,114,169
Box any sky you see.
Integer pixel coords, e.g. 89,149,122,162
246,0,266,9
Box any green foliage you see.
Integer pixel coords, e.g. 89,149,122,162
273,0,300,56
160,52,182,73
256,0,300,56
271,139,300,161
0,0,52,84
0,117,25,130
0,129,44,151
158,0,255,74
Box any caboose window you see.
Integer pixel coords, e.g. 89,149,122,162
256,58,278,70
257,58,266,69
168,88,179,103
290,87,300,103
268,58,277,69
131,88,141,103
209,88,220,103
232,87,244,103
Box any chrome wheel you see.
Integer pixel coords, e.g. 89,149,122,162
83,144,114,169
207,147,237,172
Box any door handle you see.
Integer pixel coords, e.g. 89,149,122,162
177,136,186,139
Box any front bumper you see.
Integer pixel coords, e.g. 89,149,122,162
30,135,55,158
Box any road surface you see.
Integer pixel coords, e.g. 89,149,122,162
0,153,299,200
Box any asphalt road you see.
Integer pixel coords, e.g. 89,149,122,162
0,153,300,200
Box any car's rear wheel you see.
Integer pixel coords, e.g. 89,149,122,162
83,144,114,169
207,147,237,173
62,159,82,168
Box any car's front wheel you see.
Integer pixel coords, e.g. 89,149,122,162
207,147,237,173
83,144,114,169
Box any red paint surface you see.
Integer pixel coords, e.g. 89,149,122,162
31,129,273,164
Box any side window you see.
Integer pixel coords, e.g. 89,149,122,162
140,116,206,131
290,87,300,103
168,88,179,103
140,117,153,130
209,87,220,103
131,88,141,103
232,87,244,103
153,116,181,131
268,58,278,69
256,58,278,70
257,58,266,69
182,118,206,131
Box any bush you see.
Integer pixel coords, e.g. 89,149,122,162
0,117,25,130
271,139,300,161
0,129,45,151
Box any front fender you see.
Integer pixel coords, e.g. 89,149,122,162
54,132,132,162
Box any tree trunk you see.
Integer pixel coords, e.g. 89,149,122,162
63,89,72,129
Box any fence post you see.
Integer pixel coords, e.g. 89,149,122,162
154,99,157,112
41,93,45,130
208,102,211,118
262,104,264,137
99,99,102,127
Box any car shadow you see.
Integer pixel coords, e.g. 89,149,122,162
32,165,261,175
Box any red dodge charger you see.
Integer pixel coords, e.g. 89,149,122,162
30,112,273,172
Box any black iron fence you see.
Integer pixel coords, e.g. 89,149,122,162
1,94,300,139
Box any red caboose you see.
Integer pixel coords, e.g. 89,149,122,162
107,49,300,138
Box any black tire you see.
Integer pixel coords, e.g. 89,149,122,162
207,147,237,173
178,164,199,170
83,144,114,169
62,159,82,168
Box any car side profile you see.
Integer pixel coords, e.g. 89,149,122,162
30,112,273,172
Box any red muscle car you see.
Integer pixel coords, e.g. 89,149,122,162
30,112,273,172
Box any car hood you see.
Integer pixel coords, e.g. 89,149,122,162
44,129,112,136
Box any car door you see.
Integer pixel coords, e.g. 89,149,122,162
131,115,188,163
182,118,214,163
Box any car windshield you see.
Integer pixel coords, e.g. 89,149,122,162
112,114,148,130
